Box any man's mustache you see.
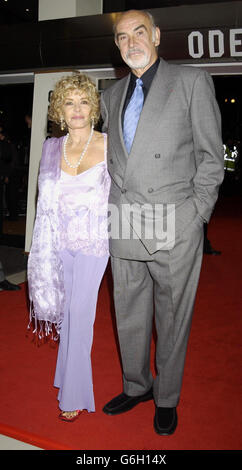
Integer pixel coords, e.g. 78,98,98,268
126,48,144,58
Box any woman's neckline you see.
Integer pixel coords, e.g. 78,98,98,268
61,160,105,177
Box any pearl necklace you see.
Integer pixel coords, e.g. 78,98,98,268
63,126,94,169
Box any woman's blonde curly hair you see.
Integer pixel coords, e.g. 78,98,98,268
48,72,100,128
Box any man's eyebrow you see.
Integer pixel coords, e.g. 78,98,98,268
116,24,148,39
134,24,148,32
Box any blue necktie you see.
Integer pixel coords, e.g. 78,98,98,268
123,78,144,154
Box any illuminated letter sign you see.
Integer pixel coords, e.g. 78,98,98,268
230,29,242,56
188,31,204,58
188,28,242,58
209,30,224,57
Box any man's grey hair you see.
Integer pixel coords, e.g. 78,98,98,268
113,10,157,41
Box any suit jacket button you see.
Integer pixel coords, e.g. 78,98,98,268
148,188,154,193
155,153,161,158
121,188,127,193
110,159,113,164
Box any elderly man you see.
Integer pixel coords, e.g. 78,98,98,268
101,9,224,435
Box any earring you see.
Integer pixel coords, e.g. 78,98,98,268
60,118,65,131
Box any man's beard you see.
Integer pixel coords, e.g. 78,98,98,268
124,48,150,70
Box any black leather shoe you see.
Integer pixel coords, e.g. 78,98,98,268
0,280,21,291
154,406,177,435
204,240,221,255
103,388,153,415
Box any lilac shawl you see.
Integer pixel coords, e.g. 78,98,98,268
27,137,65,338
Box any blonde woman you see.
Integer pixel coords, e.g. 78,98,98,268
28,73,110,421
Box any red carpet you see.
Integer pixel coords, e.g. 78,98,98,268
0,195,241,450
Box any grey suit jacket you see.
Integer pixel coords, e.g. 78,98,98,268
101,58,224,259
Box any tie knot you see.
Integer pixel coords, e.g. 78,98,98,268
136,78,143,87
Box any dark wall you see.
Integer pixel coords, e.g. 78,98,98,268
0,84,33,142
103,0,242,12
0,2,241,73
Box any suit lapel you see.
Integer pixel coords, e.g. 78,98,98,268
109,74,130,167
123,59,177,183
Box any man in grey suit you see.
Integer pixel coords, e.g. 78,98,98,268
101,9,224,435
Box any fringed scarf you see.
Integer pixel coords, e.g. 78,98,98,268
27,137,65,338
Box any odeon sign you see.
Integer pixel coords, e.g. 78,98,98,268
188,28,242,58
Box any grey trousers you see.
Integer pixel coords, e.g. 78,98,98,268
0,261,5,282
111,214,204,407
